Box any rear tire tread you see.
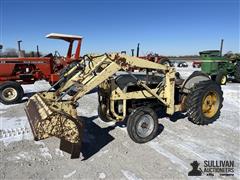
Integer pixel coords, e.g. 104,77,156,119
186,80,223,125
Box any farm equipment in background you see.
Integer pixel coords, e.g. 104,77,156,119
177,61,188,68
192,61,201,68
200,50,240,85
129,43,173,71
0,33,83,104
0,44,3,53
140,53,173,66
200,39,240,85
25,52,223,158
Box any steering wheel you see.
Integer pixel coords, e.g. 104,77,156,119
54,51,62,58
52,51,65,72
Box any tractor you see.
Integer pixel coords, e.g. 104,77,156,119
24,51,223,159
131,43,173,67
200,50,240,85
140,53,173,66
0,33,83,104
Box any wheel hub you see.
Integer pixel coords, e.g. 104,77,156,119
202,91,219,118
136,114,154,138
2,87,17,101
221,76,227,84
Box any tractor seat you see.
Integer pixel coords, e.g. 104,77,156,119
175,72,184,86
115,73,164,90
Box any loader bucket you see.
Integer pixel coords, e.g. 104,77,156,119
25,92,84,158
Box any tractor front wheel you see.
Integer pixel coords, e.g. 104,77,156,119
186,80,223,125
234,61,240,82
216,72,227,85
127,107,158,143
0,81,24,104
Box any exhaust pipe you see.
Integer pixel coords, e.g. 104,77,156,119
220,39,224,57
37,45,40,57
131,49,134,56
136,43,140,57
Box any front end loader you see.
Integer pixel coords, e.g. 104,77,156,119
25,53,223,158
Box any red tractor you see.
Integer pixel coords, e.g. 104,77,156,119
140,53,172,66
0,33,83,104
127,43,173,71
192,61,201,68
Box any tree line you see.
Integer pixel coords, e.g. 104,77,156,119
0,48,42,57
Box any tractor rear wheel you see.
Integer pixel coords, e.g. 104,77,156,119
0,81,24,104
127,107,158,143
215,71,227,85
186,80,223,125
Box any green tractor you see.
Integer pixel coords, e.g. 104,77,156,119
200,43,240,85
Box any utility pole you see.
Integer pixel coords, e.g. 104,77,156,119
17,40,23,57
37,45,40,57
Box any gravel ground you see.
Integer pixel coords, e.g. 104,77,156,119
0,66,240,179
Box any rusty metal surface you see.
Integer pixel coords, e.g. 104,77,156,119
25,93,83,144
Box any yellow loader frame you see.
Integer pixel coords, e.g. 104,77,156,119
25,53,219,158
58,53,178,114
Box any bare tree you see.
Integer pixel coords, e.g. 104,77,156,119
2,48,18,57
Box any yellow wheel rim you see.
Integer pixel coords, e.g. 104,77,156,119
221,76,227,84
202,91,219,118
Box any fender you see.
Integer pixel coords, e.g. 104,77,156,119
181,71,210,93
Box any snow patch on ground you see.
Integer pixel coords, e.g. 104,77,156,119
0,104,19,114
0,116,33,146
63,170,77,179
148,141,189,171
39,146,52,159
22,80,51,93
34,141,45,146
121,170,142,180
7,151,32,161
222,86,240,109
55,148,64,157
98,172,106,179
0,80,51,146
97,149,109,157
34,141,52,159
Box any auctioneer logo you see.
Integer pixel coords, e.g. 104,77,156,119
188,160,234,177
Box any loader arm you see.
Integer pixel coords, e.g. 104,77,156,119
25,53,175,158
57,53,171,103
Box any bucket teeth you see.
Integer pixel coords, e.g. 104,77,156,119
25,93,83,144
